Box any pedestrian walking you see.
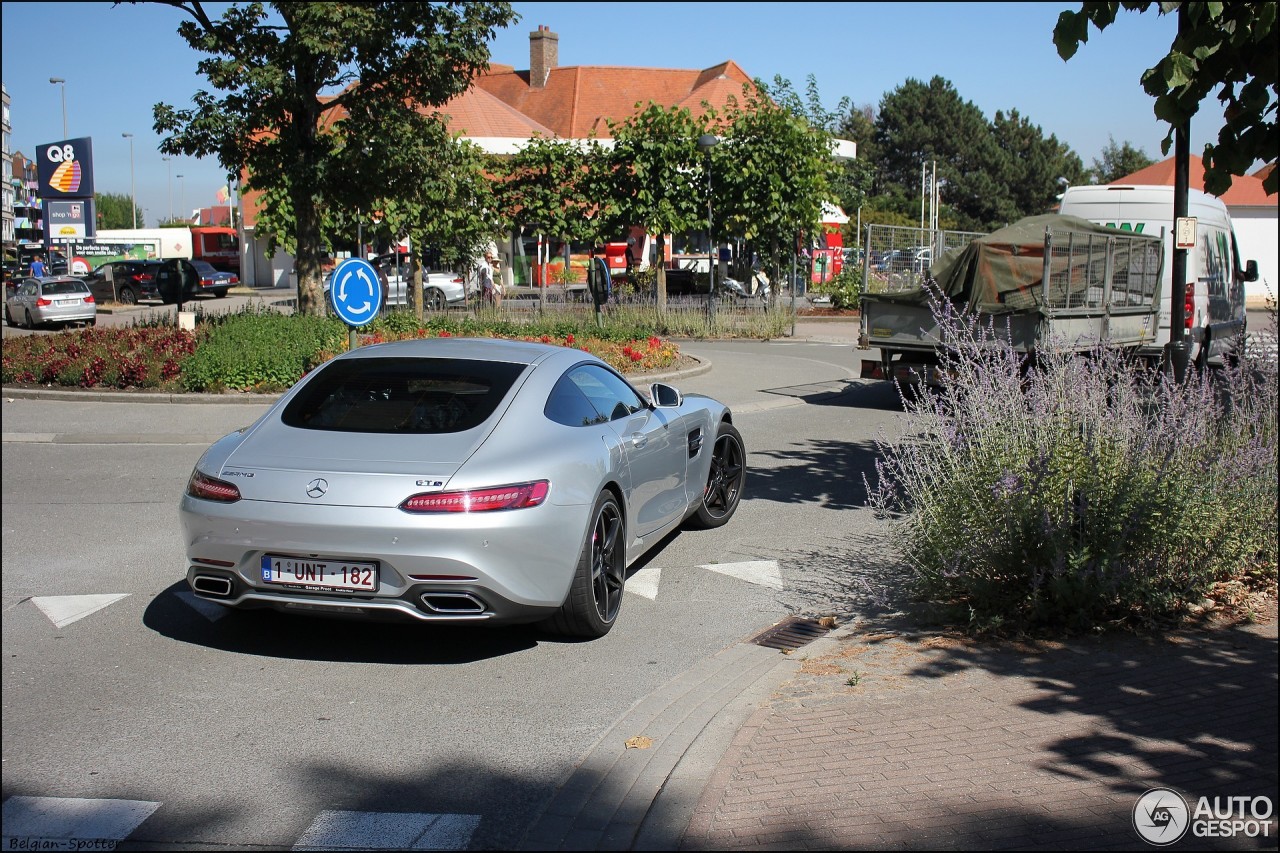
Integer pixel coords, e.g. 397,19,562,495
479,250,501,308
30,255,46,278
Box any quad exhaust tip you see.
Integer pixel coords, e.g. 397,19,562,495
192,575,233,597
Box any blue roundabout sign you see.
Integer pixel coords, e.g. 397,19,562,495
329,258,383,327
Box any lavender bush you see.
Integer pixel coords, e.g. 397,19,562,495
867,296,1278,634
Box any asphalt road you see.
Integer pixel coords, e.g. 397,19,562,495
1,336,905,851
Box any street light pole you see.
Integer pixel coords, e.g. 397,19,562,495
177,174,185,222
122,133,137,228
697,134,719,321
163,157,173,222
49,77,67,138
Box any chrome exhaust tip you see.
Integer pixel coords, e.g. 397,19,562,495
419,592,487,614
192,574,233,597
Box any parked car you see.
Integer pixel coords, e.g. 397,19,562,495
5,276,96,329
190,259,234,298
323,259,468,311
180,338,746,638
83,260,164,304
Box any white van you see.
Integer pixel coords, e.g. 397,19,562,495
1059,184,1258,364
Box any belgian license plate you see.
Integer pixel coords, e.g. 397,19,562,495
261,555,378,592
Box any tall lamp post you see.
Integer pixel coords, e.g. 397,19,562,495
177,174,185,222
122,133,137,228
163,156,173,222
697,134,719,319
49,77,67,138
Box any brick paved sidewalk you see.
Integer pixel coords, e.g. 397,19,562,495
682,612,1278,851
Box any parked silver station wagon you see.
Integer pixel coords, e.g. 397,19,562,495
5,276,97,329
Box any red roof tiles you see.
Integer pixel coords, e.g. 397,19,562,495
1112,154,1277,207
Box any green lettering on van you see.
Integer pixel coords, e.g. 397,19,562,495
1104,222,1145,233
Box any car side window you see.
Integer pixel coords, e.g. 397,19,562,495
545,374,609,427
564,364,646,423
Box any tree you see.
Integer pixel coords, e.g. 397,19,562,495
1089,134,1156,183
94,193,142,230
1055,2,1278,195
606,104,711,311
991,109,1086,217
716,84,838,304
151,1,517,316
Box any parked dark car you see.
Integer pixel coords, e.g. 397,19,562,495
190,259,234,298
83,260,164,304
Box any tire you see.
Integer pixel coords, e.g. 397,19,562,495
119,287,138,305
214,289,229,299
688,421,745,529
24,310,35,330
543,491,626,638
86,318,96,327
3,304,11,326
424,287,446,311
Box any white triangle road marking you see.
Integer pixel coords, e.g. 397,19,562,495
699,560,783,590
1,795,160,844
175,591,232,622
31,594,130,629
293,810,480,850
626,566,661,600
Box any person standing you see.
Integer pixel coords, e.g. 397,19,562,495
30,255,46,278
478,250,501,308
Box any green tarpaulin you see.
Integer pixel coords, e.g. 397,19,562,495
864,213,1163,315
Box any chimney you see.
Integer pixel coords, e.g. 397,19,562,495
529,25,558,89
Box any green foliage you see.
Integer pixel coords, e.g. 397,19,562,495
95,192,143,230
1055,1,1279,195
820,268,863,309
1089,134,1156,183
492,134,612,256
152,1,519,317
179,308,347,392
868,301,1279,635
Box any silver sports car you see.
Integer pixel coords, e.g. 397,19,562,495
180,337,744,638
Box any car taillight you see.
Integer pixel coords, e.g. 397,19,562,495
84,295,95,303
1184,281,1194,330
36,297,52,307
187,470,242,502
400,480,549,513
132,274,154,284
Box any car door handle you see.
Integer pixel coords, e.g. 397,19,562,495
629,433,648,449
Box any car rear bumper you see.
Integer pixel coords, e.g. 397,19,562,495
180,494,590,623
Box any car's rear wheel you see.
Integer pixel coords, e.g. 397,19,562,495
544,491,625,638
24,310,35,329
215,289,229,298
424,287,445,311
689,422,745,529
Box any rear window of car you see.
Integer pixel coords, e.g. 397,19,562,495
281,357,527,433
42,280,90,295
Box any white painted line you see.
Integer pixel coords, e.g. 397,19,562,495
175,591,231,622
626,566,661,600
293,810,480,850
1,795,160,847
699,560,783,590
31,594,130,628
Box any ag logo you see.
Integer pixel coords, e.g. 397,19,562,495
46,144,77,163
1133,787,1190,845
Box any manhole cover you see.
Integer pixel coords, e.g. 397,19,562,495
750,616,831,651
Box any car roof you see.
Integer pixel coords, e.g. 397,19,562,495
339,336,594,367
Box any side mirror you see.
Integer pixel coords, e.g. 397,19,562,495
649,383,682,408
1244,259,1259,283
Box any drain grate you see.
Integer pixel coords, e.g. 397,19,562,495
750,616,831,651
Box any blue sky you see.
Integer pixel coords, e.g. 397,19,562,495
3,2,1226,228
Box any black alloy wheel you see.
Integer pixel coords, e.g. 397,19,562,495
690,422,745,529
